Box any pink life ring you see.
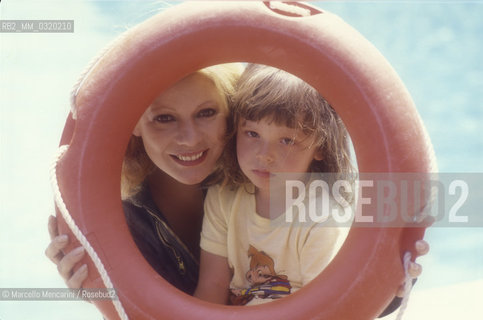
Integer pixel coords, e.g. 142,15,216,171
54,2,435,319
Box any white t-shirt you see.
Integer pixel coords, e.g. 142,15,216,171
200,183,348,305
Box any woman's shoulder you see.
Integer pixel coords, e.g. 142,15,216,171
122,182,167,223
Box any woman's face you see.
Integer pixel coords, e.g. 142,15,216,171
134,73,227,185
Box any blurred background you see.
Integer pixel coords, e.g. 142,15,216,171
1,1,482,319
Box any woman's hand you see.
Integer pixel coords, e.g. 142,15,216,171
395,239,430,297
45,215,88,289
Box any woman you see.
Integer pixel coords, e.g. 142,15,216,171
45,63,429,314
46,63,242,294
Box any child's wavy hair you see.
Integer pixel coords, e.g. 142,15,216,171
222,64,354,199
121,63,243,199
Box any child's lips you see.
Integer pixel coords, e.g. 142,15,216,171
252,169,273,178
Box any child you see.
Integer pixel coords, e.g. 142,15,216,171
194,64,354,305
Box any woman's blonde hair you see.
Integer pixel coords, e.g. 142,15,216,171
222,64,354,196
121,63,243,199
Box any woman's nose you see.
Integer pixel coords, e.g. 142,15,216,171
175,121,201,146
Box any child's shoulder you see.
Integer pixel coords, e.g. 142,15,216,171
207,183,252,198
206,183,254,209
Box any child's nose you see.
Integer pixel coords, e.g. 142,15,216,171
256,142,275,164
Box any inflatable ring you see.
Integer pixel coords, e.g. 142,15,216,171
53,2,435,319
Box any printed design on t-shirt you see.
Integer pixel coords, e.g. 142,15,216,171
229,245,292,305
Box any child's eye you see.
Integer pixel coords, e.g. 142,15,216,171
281,137,295,145
197,108,217,118
154,114,175,123
246,131,259,138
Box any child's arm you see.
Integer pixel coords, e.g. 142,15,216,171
194,249,231,304
195,185,236,303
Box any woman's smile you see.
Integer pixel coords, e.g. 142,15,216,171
171,150,208,166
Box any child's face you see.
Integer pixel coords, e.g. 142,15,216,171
236,118,323,192
133,73,228,185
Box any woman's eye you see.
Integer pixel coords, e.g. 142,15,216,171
281,137,295,145
154,114,175,123
246,131,259,138
197,108,216,118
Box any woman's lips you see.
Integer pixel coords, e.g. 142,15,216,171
171,150,208,166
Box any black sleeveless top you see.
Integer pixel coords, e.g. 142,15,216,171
122,183,199,294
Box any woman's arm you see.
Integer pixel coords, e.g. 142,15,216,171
194,249,232,304
45,215,88,288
